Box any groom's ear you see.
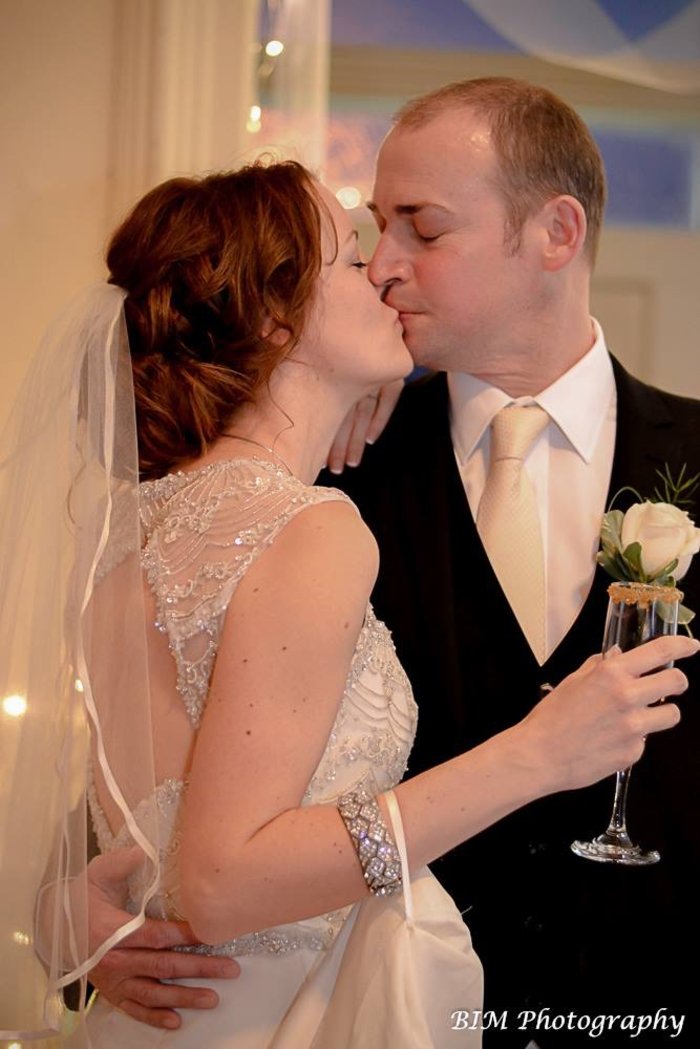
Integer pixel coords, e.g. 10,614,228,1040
535,195,587,272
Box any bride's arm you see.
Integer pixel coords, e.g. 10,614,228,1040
180,500,695,945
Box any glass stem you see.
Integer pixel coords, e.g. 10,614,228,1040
607,767,632,838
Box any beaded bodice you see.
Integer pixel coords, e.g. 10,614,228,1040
88,458,417,957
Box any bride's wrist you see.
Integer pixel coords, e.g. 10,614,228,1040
489,721,561,804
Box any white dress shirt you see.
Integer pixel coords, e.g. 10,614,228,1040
448,321,617,662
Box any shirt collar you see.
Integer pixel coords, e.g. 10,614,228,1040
448,320,615,465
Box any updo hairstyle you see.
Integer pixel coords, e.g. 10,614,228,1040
106,161,327,480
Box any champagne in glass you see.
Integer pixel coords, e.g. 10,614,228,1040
571,580,681,866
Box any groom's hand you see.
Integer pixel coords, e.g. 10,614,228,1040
88,848,239,1030
326,380,404,474
90,918,239,1030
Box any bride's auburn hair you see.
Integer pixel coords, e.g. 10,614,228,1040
106,161,327,480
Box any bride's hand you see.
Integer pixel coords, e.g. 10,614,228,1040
520,634,699,794
326,380,404,474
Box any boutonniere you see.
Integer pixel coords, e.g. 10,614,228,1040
597,465,700,631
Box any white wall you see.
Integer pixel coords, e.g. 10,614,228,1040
593,228,700,399
0,0,261,428
0,0,115,423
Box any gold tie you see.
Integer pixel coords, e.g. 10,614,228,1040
477,404,549,663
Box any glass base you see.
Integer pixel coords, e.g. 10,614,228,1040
571,834,660,866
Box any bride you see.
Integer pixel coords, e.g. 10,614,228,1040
0,160,694,1048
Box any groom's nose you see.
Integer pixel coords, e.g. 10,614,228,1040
368,233,410,290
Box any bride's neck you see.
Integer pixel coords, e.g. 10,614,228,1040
211,385,349,486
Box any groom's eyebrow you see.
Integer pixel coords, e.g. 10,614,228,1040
366,201,449,217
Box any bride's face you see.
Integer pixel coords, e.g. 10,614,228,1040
291,184,413,395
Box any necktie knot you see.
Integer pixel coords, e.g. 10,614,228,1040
490,404,549,463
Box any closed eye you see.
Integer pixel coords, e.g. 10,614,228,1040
352,260,368,270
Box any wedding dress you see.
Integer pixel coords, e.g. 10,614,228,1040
86,457,482,1047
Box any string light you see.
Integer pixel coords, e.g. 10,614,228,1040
2,693,27,717
251,2,287,138
336,186,363,210
247,104,262,133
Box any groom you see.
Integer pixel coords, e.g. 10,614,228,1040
328,78,700,1048
91,79,700,1046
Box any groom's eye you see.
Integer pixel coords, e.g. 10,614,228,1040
413,225,442,243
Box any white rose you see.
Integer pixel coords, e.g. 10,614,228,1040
620,501,700,580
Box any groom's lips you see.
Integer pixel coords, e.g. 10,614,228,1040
387,303,418,318
383,292,420,321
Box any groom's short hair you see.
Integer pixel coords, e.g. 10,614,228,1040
394,77,607,264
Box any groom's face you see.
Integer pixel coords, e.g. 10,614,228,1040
368,108,542,377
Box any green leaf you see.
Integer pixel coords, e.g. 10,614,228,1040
596,552,623,580
652,463,699,508
621,541,645,581
678,604,696,632
656,600,681,626
606,487,643,512
600,509,624,553
648,558,679,585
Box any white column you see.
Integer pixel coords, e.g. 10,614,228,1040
256,0,331,174
109,0,260,220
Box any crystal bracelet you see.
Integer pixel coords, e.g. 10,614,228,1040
337,784,403,896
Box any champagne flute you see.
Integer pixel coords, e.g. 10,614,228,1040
571,580,681,866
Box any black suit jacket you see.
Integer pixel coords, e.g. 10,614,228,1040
321,360,700,1048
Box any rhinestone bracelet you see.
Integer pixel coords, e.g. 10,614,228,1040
337,784,403,897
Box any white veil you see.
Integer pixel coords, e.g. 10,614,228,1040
0,285,159,1042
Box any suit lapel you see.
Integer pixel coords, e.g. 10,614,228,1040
608,356,675,510
547,357,683,675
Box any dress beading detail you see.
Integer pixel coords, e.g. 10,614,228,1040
87,458,418,958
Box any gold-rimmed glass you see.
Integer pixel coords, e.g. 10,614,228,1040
571,581,681,866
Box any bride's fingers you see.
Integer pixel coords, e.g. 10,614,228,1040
629,666,689,706
604,703,681,772
612,635,699,676
365,379,404,445
636,701,682,736
326,408,355,474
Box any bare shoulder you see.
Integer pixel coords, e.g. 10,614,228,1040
236,496,379,609
277,497,378,582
